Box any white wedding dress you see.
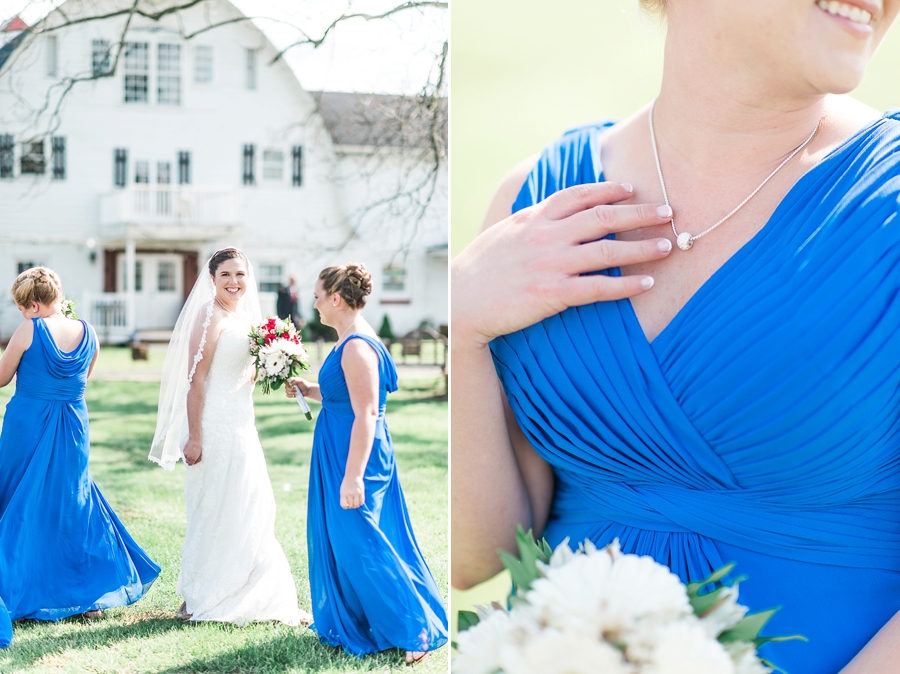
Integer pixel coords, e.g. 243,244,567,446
177,314,306,626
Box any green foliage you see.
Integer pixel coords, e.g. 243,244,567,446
457,610,479,632
378,314,395,340
498,526,552,605
302,303,337,343
0,360,447,673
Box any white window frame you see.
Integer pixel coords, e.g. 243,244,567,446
157,260,177,292
382,265,407,293
92,39,111,77
124,42,150,103
262,149,284,181
245,48,258,90
46,35,57,77
258,264,283,293
157,43,181,105
194,45,213,83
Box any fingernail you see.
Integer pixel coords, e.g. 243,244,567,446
641,276,655,290
621,183,634,193
657,205,672,218
657,238,672,253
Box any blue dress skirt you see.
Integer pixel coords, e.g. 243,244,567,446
491,110,900,673
0,319,160,646
307,334,448,656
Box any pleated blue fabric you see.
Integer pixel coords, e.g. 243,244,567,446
307,334,448,656
491,110,900,673
0,318,160,647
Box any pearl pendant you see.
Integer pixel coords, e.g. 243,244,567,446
676,232,693,250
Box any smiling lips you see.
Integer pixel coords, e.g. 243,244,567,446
816,0,875,25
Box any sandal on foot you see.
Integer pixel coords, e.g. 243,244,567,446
82,610,102,619
405,651,428,665
176,602,193,621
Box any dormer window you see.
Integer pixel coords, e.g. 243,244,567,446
124,42,149,103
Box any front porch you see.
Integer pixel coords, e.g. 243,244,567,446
91,186,243,344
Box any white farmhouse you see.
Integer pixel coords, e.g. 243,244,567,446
0,0,447,343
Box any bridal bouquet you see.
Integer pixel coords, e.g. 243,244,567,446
249,318,312,417
60,297,78,320
453,528,802,674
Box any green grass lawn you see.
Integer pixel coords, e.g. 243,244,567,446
0,352,448,673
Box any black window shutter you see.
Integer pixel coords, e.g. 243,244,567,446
114,148,127,187
242,144,255,185
51,137,66,180
0,135,13,178
178,151,191,185
291,145,303,187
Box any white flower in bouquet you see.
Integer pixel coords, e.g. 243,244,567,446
260,345,286,377
726,642,773,674
453,528,804,674
525,541,691,640
699,585,748,638
499,629,633,674
453,609,514,674
644,620,735,674
281,339,309,361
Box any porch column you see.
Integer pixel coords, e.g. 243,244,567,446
125,238,136,336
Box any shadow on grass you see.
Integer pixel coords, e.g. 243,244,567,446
155,630,417,674
5,617,187,670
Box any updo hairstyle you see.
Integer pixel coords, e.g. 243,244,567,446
319,263,373,310
208,247,247,276
639,0,666,17
11,267,63,308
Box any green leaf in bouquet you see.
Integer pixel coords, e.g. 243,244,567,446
754,634,807,647
719,608,778,643
458,610,480,632
499,526,553,599
687,563,735,598
272,379,283,391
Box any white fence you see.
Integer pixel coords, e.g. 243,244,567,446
99,186,238,226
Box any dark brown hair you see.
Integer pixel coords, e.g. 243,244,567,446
208,248,247,276
319,263,372,310
12,267,63,307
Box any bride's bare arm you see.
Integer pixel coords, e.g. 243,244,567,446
183,310,222,466
451,162,677,589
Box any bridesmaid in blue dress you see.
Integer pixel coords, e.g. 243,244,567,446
451,2,900,673
287,263,447,662
0,268,160,647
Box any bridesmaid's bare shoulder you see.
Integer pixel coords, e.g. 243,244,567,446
482,154,541,232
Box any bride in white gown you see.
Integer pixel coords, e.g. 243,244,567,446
149,247,310,626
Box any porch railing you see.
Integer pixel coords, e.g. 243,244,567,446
99,186,238,226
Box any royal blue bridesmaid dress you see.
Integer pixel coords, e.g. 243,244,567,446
491,111,900,673
0,318,160,647
307,334,448,656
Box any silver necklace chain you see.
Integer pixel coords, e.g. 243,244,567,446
334,317,360,349
648,99,822,251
